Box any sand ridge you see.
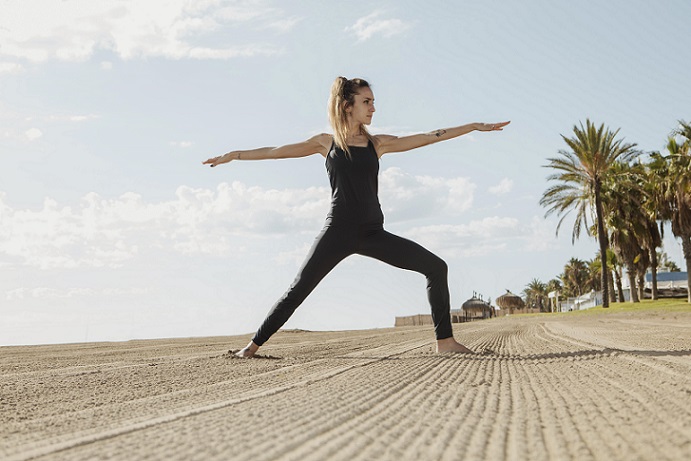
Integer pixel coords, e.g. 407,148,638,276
1,310,690,460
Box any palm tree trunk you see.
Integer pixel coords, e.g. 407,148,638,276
650,248,658,301
627,266,640,303
594,181,610,307
615,268,624,302
683,236,691,303
637,273,645,301
608,270,616,303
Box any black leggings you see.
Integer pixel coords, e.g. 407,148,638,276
251,223,454,346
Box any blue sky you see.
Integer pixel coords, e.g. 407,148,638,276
1,0,689,345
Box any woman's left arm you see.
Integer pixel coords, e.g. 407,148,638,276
374,121,510,156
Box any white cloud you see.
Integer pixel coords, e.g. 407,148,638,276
24,127,43,140
488,178,514,196
0,171,539,271
379,167,475,221
403,215,564,258
0,0,283,63
346,11,412,42
264,16,302,33
0,183,330,270
405,217,518,258
5,286,149,301
170,141,193,148
100,61,113,70
0,62,24,74
45,114,100,122
524,216,561,252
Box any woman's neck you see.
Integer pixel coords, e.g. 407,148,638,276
345,124,366,143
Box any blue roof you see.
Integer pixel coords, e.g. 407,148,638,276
645,272,687,282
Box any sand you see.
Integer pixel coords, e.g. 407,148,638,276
2,308,690,461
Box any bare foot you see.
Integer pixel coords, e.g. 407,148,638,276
436,337,473,354
234,341,259,358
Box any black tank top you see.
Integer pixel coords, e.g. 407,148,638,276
325,140,384,226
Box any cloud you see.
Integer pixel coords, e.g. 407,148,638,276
0,171,532,271
24,127,43,140
5,286,149,301
405,217,517,258
404,215,562,258
524,216,561,252
45,114,100,122
0,0,284,63
264,16,302,33
0,183,330,269
379,167,475,221
0,62,24,74
488,178,514,196
170,141,193,148
346,11,412,42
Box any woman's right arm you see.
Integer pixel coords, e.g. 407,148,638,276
203,133,332,167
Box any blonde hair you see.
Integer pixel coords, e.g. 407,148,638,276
327,76,374,156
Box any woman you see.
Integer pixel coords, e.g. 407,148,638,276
203,77,509,358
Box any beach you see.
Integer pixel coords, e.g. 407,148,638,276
2,305,690,461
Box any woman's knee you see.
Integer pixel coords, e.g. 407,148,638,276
428,254,448,277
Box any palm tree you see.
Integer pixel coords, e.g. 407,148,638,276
546,278,562,312
523,278,548,312
658,251,681,272
562,258,589,299
638,159,666,300
541,120,639,307
673,119,691,141
587,257,602,292
608,249,625,302
602,161,647,303
602,160,662,302
653,123,691,302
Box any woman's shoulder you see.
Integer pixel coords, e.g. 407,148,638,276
309,133,334,146
370,134,396,158
307,133,334,157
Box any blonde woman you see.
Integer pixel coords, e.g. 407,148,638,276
204,77,509,358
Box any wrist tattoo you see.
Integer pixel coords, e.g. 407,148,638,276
433,129,447,138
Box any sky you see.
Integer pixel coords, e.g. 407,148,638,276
1,0,690,346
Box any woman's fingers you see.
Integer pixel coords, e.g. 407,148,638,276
202,154,229,167
481,121,511,131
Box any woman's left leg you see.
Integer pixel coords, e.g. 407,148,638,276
357,230,454,341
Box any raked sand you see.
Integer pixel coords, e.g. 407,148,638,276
2,307,691,461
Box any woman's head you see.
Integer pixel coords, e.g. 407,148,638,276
328,76,375,154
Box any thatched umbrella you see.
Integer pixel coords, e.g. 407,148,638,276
496,290,525,314
462,296,492,321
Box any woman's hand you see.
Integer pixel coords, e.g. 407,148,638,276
202,152,234,167
475,121,511,132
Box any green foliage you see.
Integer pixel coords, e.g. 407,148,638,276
522,278,549,312
540,119,639,243
537,120,689,305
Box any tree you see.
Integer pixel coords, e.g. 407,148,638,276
608,249,625,302
541,120,639,307
523,278,549,312
602,161,647,303
546,278,562,312
639,157,667,300
587,257,602,292
562,258,589,299
658,251,681,272
651,122,691,302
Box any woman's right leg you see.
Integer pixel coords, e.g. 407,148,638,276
250,225,353,348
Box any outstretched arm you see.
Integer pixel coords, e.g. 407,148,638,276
203,133,332,167
374,121,510,157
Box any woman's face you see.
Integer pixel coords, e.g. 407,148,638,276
346,87,376,126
